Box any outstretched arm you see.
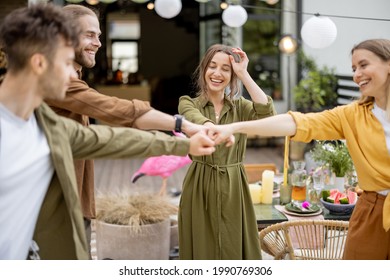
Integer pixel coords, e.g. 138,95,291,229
230,47,268,104
210,114,297,145
133,109,206,137
46,78,206,136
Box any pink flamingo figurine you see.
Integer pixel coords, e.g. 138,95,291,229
131,132,192,196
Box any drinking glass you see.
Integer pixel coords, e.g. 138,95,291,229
310,173,325,204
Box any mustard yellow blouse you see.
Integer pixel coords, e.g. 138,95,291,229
289,101,390,230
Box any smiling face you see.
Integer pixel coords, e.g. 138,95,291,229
205,52,232,95
74,14,101,69
352,49,390,100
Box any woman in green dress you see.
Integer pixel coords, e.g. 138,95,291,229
178,44,276,259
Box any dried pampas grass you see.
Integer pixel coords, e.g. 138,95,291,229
96,193,178,232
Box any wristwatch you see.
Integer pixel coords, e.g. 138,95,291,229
174,114,184,133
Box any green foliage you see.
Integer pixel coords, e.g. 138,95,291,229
293,52,339,112
310,141,354,177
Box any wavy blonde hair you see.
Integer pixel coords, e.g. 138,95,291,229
352,39,390,119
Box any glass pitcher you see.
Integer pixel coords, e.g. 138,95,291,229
291,161,307,202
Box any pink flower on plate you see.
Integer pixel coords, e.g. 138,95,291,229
302,201,311,209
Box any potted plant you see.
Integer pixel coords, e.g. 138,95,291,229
293,51,339,113
309,140,354,191
291,52,339,160
95,193,178,260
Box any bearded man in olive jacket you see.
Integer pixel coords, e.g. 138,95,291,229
0,4,215,260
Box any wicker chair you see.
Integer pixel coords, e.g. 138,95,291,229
259,219,349,260
244,163,278,183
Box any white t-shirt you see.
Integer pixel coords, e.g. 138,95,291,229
372,103,390,155
0,104,54,259
372,103,390,196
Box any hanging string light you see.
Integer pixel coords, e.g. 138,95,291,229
263,0,279,5
220,1,228,10
99,0,117,3
147,2,155,10
65,0,84,3
278,35,298,54
85,0,99,5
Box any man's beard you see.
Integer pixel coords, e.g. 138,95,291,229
75,50,96,69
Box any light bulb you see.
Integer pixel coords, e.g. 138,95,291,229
85,0,99,5
147,2,154,10
265,0,279,5
220,2,228,10
100,0,117,3
278,35,298,54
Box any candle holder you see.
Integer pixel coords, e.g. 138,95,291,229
280,183,292,205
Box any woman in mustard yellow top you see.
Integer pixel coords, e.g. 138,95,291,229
210,39,390,260
178,45,276,259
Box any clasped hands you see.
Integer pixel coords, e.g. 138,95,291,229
187,122,236,156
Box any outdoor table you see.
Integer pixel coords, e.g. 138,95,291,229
254,197,351,230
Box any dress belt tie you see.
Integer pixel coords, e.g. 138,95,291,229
191,160,242,259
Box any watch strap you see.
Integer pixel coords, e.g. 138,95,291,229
174,114,184,133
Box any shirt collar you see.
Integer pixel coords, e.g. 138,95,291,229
198,95,235,110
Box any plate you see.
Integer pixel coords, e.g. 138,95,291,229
285,203,321,214
282,207,322,217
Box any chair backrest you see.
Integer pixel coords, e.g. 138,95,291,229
244,163,278,183
259,219,349,260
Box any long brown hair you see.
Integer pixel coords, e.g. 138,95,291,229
352,39,390,117
193,44,241,101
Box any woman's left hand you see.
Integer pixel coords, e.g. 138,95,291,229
230,47,249,77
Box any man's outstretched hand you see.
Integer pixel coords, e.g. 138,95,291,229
188,130,216,156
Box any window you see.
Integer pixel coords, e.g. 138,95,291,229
107,13,140,80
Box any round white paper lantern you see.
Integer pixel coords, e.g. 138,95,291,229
100,0,117,3
195,0,211,3
155,0,182,19
222,5,248,28
301,16,337,49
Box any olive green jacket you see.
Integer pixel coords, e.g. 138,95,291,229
32,103,189,259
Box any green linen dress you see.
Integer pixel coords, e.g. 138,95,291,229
178,95,276,259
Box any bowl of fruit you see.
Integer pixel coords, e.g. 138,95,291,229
320,189,358,215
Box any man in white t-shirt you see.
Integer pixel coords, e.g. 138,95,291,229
0,3,215,260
